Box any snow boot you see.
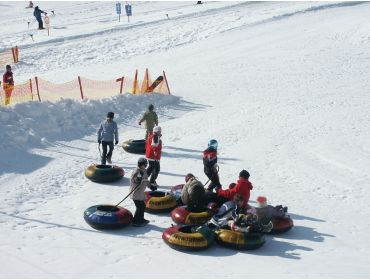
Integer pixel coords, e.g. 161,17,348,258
132,219,150,227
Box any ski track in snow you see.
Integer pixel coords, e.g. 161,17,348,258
1,1,370,278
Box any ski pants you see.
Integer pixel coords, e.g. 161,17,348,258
3,87,13,106
101,141,114,165
37,18,44,29
145,128,153,140
133,200,146,224
204,165,221,189
147,160,160,184
204,192,228,207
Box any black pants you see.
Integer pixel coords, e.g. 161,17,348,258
133,200,146,223
101,141,114,165
37,19,44,29
204,191,228,206
204,166,221,189
147,160,160,184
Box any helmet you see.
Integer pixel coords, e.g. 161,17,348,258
239,169,250,179
148,104,154,111
153,126,162,134
185,173,195,183
208,139,218,150
107,112,114,119
138,157,148,167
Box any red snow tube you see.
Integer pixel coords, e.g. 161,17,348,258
271,217,294,233
171,205,214,225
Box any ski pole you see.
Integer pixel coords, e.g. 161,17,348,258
98,143,101,158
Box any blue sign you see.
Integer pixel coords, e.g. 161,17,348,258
116,2,121,15
125,4,132,16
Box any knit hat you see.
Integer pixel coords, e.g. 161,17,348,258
257,196,267,208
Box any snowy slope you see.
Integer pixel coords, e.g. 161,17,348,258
1,1,370,278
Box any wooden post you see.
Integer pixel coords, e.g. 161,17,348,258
78,76,84,100
163,71,171,95
145,68,149,92
29,79,33,101
35,76,41,102
133,70,138,94
11,47,16,63
16,46,19,63
120,76,124,94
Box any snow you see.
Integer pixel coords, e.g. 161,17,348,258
1,1,370,278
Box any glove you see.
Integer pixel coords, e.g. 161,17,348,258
138,121,142,125
98,140,101,144
115,140,118,145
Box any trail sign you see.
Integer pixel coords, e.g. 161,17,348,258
116,2,122,22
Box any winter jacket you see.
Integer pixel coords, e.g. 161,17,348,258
97,119,118,142
216,178,253,208
33,7,45,20
139,111,158,131
2,71,14,89
248,205,286,223
203,147,217,168
208,200,241,228
129,167,150,201
181,177,205,206
145,132,162,161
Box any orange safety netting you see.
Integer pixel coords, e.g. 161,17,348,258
0,80,33,106
0,47,19,66
0,69,170,106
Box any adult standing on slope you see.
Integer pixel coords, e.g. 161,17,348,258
34,6,47,30
145,125,162,191
97,112,119,165
2,65,14,106
138,104,158,140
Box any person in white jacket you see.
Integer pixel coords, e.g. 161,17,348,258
129,158,150,227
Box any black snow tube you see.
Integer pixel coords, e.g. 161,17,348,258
122,139,146,154
84,205,133,230
85,164,124,183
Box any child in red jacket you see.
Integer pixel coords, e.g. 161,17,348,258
216,169,253,209
145,125,162,191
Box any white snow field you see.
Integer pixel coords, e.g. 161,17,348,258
1,1,370,278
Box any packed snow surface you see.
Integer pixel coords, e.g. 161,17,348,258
1,1,370,278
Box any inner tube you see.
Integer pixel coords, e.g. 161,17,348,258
162,225,215,251
144,191,177,213
216,229,265,250
122,139,146,154
271,217,294,233
84,205,133,230
171,206,213,225
85,164,124,183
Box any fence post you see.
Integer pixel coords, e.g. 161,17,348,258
120,76,124,94
29,79,33,101
78,76,84,100
163,71,171,95
133,70,138,94
145,68,149,92
35,76,41,102
16,46,19,63
11,47,16,63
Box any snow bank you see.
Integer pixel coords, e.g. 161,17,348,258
0,93,179,152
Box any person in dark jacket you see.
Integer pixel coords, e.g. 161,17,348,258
2,65,14,106
203,139,221,191
34,6,47,30
97,112,119,165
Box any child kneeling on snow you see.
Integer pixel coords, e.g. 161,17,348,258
130,158,150,227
